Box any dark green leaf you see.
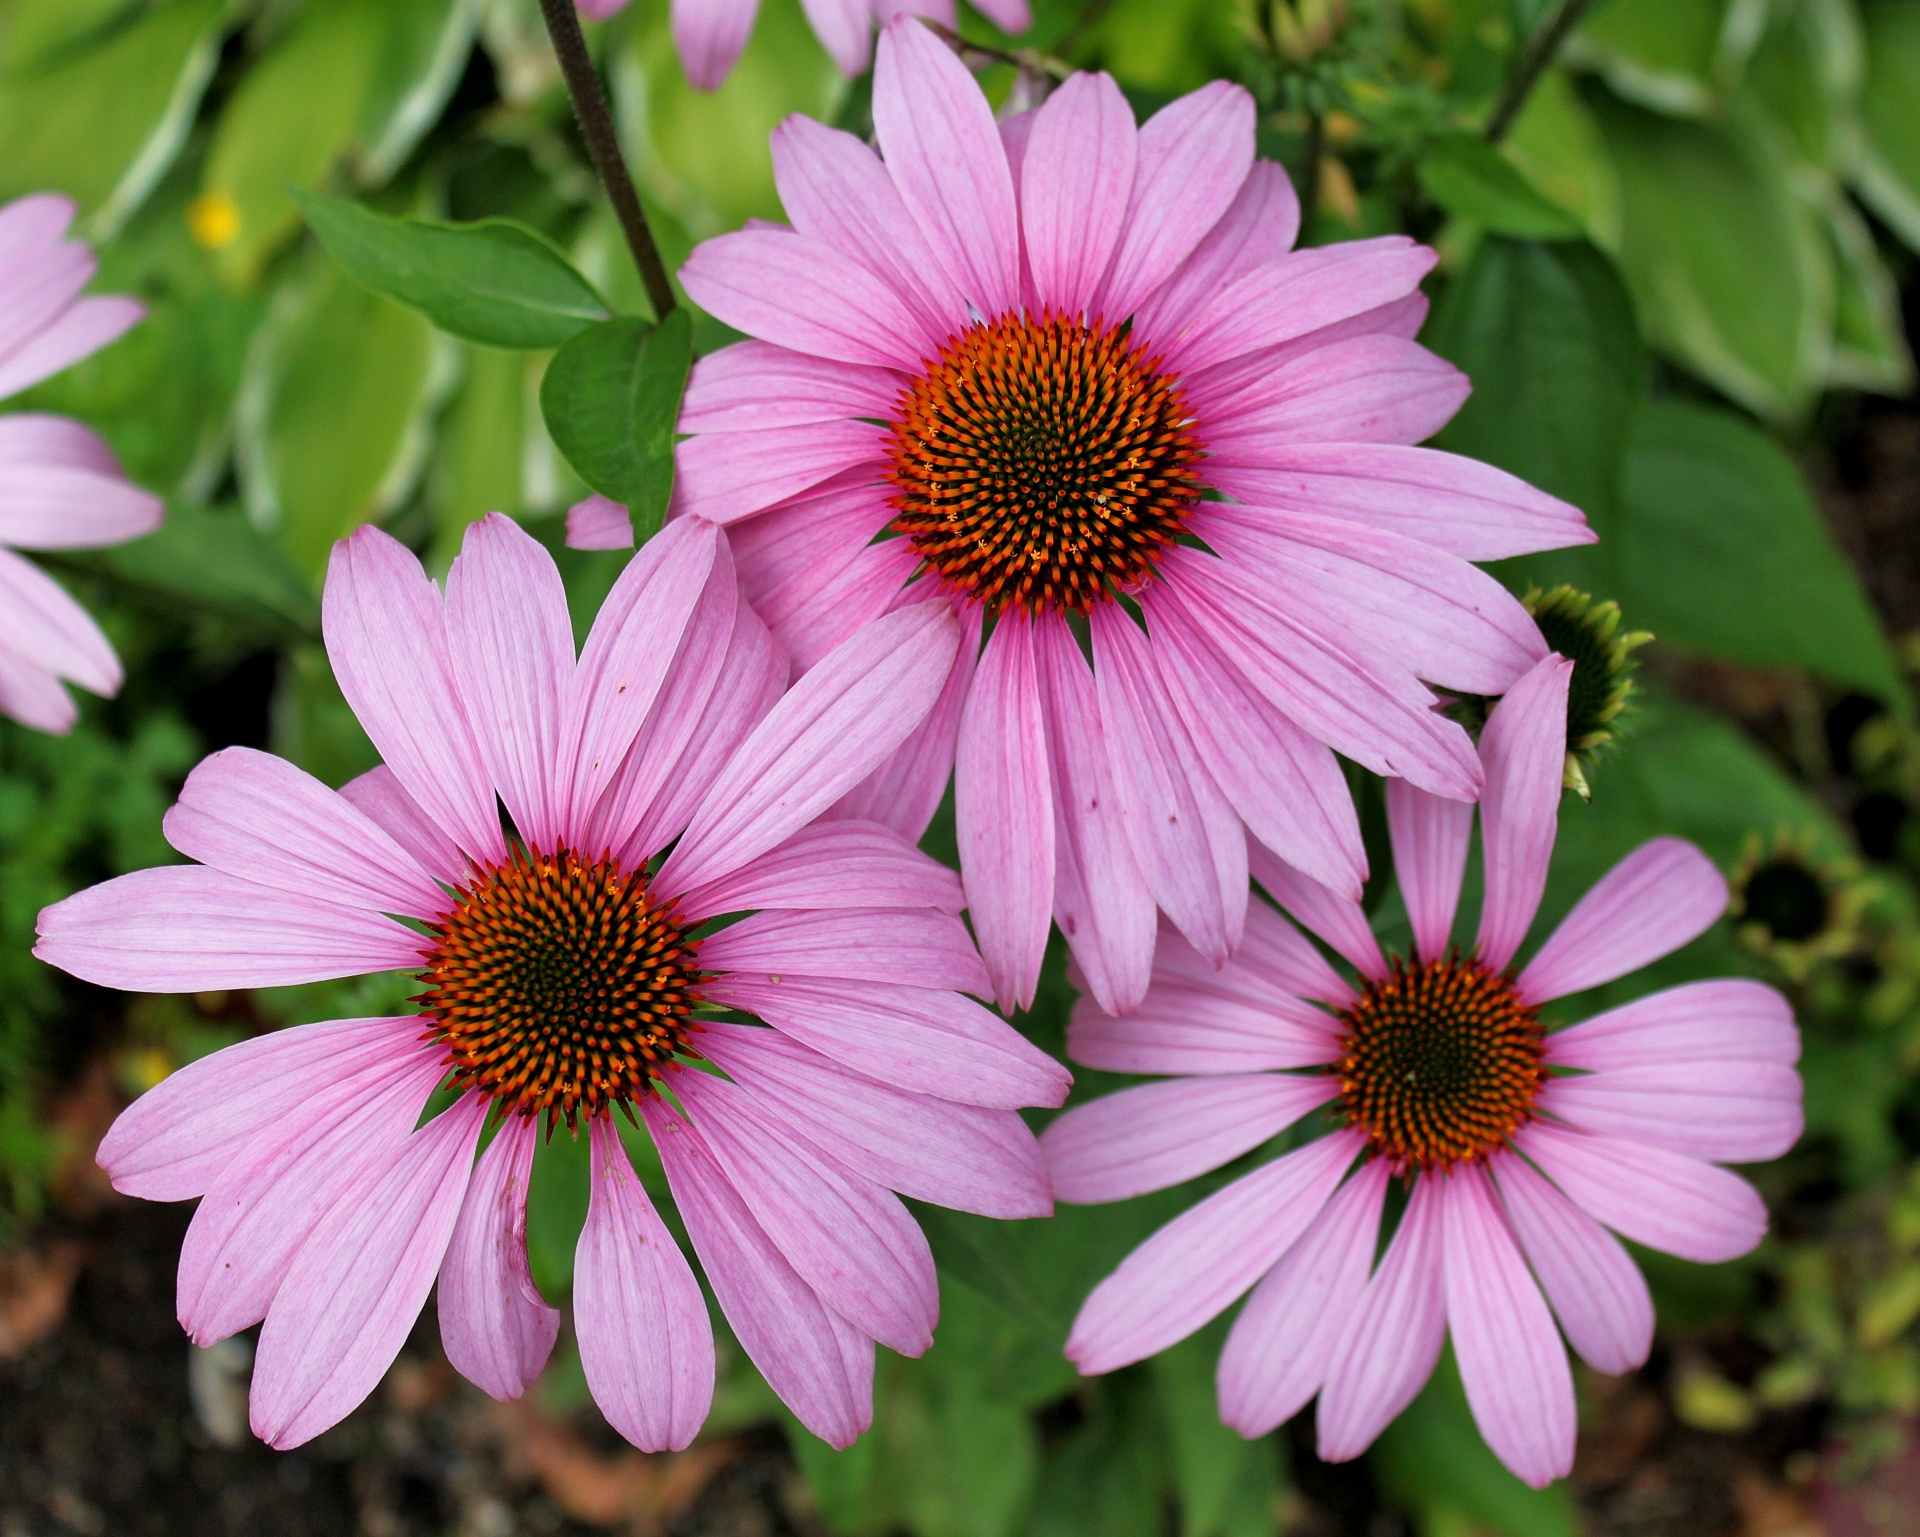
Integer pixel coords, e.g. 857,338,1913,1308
1616,399,1905,705
1151,1329,1284,1537
1417,136,1583,239
295,191,609,350
526,1125,591,1303
1023,1371,1168,1537
539,310,693,540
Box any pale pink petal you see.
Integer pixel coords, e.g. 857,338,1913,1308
438,1114,560,1400
681,227,935,371
1539,1063,1803,1164
176,1046,448,1346
1492,1151,1652,1376
770,119,970,342
0,295,144,398
703,906,990,994
0,414,121,474
1133,161,1299,348
1232,897,1356,1006
0,194,76,266
675,1069,938,1355
36,865,424,991
1034,611,1157,1015
0,646,77,730
1514,1121,1768,1263
1090,605,1246,970
799,0,874,75
681,338,907,434
658,599,959,892
1545,979,1799,1071
1207,444,1592,562
1217,1159,1389,1436
1182,293,1432,422
96,1017,423,1202
163,747,447,922
1065,1128,1361,1375
675,420,890,525
672,0,759,89
250,1096,484,1449
743,533,915,675
679,819,962,921
872,17,1020,318
701,1023,1050,1217
1044,1073,1337,1204
1203,334,1469,448
967,0,1029,28
1517,839,1728,1004
1020,71,1137,316
0,235,92,361
725,474,897,644
1065,984,1340,1076
0,461,164,550
1316,1173,1447,1463
708,973,1068,1109
322,527,505,865
955,610,1053,1012
574,1117,714,1451
1386,779,1472,964
560,514,723,845
340,765,469,885
1246,839,1387,983
1476,654,1572,969
0,546,119,692
642,1098,872,1449
565,494,633,550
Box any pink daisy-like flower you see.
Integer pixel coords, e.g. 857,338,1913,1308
1040,652,1803,1489
0,193,161,733
576,0,1030,90
36,512,1066,1453
666,19,1594,1017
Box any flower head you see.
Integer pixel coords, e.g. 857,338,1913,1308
1041,652,1803,1489
668,20,1594,1016
37,513,1066,1453
0,193,161,732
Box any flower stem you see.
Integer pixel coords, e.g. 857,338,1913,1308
1484,0,1602,144
535,0,676,319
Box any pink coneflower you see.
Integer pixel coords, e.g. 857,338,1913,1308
576,0,1030,90
671,19,1593,1016
1040,652,1802,1489
0,193,160,733
37,513,1065,1453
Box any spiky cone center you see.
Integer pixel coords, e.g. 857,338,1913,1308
887,312,1204,617
1336,954,1546,1171
416,846,704,1131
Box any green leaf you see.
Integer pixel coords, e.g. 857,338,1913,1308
69,504,319,639
1853,0,1920,251
539,311,693,540
296,192,609,350
1615,398,1904,705
431,346,534,566
353,0,482,185
1151,1330,1283,1537
1372,1350,1579,1537
0,0,226,238
526,1124,591,1303
1569,0,1741,116
1499,68,1625,251
1819,191,1914,394
1023,1371,1168,1537
1418,135,1584,239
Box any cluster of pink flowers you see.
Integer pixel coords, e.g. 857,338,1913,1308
26,14,1801,1494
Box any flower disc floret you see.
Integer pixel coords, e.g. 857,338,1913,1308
1337,954,1545,1169
887,313,1203,616
418,845,704,1129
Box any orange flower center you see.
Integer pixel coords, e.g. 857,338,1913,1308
416,847,704,1129
887,313,1203,616
1336,955,1545,1171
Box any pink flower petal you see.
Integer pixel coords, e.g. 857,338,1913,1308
1492,1151,1652,1376
1514,1121,1767,1263
726,473,896,643
0,234,93,362
1206,444,1592,562
1540,1062,1803,1164
1182,293,1431,422
1246,839,1387,982
743,534,915,676
0,294,144,398
1546,979,1799,1071
0,460,163,550
1133,161,1299,348
675,1069,938,1355
872,16,1021,318
250,1095,484,1449
675,420,890,525
955,610,1054,1012
0,194,77,266
565,494,634,550
800,0,878,76
1203,333,1469,447
708,972,1068,1109
1475,654,1572,969
1316,1173,1447,1463
671,0,758,89
703,905,990,994
97,1017,423,1202
1020,71,1137,317
658,598,959,892
1089,605,1246,972
0,645,72,730
642,1098,873,1449
701,1023,1050,1217
36,865,425,991
0,413,121,474
574,1117,715,1451
1518,838,1728,1004
340,765,469,885
1386,779,1473,964
437,1114,560,1401
0,546,119,692
163,747,447,922
1233,897,1356,1006
322,526,505,866
678,818,962,922
1218,1159,1389,1436
681,338,908,434
1043,1073,1337,1204
1065,1128,1361,1375
1067,981,1341,1077
1034,611,1157,1015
